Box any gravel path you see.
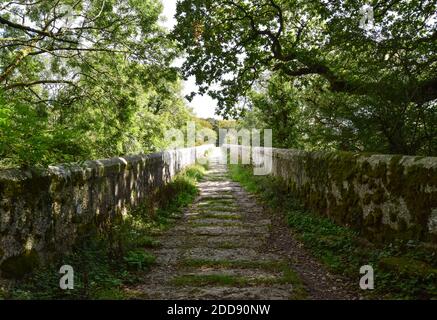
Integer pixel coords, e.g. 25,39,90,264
128,154,361,300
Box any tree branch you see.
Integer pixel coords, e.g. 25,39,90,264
4,79,76,90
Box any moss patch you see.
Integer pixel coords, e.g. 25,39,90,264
190,214,242,220
171,274,250,287
265,151,437,243
179,258,287,271
170,271,300,288
189,222,243,228
378,257,437,278
0,249,40,279
196,206,239,213
215,242,241,249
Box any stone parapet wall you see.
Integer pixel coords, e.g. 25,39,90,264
240,146,437,243
0,145,212,277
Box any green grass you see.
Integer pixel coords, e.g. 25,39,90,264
199,196,234,202
2,164,206,300
175,258,307,298
180,258,287,272
215,242,242,249
198,199,235,206
189,222,243,228
189,214,242,220
171,272,300,287
134,236,161,248
123,250,156,271
197,203,239,210
184,164,207,181
196,206,239,213
171,274,250,286
204,176,227,182
228,164,437,300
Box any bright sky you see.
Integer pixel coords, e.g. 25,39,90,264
160,1,220,119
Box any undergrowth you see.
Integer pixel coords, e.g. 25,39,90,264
1,164,207,300
229,164,437,300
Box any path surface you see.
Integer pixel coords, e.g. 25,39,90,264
129,154,359,300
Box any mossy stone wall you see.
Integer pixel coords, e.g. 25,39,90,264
0,145,212,278
254,148,437,243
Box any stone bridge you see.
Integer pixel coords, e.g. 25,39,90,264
1,146,436,283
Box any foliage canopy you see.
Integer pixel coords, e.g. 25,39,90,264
0,0,203,167
173,0,437,155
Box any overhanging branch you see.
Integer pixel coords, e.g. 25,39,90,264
4,80,76,90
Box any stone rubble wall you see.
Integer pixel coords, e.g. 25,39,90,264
0,145,213,277
234,146,437,243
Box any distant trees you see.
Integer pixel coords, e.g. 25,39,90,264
173,0,437,155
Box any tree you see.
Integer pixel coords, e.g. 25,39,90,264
173,0,437,110
241,73,436,155
241,75,305,150
1,0,175,103
0,0,195,167
173,0,437,154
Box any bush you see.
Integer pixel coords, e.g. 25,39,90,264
124,250,156,271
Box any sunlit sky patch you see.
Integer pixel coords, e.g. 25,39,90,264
160,0,221,119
